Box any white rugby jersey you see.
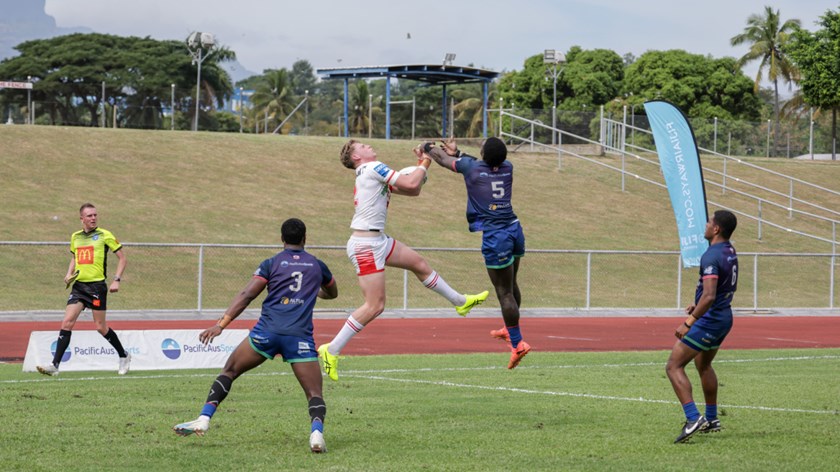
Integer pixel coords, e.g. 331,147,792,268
350,161,401,231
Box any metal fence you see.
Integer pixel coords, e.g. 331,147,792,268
1,242,835,312
3,93,837,158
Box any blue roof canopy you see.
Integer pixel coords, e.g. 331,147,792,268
317,64,500,139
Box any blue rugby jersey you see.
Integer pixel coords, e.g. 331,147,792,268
454,156,519,232
694,241,738,329
251,249,333,338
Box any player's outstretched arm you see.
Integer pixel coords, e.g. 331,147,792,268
428,147,458,171
393,148,431,196
200,277,267,344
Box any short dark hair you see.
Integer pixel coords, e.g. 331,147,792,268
713,210,737,239
481,137,507,167
79,203,96,214
281,218,307,245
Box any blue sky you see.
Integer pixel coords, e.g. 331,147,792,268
43,0,830,85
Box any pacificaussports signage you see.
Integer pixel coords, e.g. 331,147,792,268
22,330,249,372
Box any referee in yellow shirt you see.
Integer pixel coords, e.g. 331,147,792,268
37,203,130,376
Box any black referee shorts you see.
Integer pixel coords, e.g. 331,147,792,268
68,281,108,311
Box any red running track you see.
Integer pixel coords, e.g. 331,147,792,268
1,316,839,362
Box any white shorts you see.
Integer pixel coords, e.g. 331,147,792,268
346,233,395,276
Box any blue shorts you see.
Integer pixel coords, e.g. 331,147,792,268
248,328,318,363
482,222,525,269
681,322,732,351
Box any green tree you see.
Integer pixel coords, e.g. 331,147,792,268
289,60,316,97
730,6,801,156
560,48,624,110
449,83,496,138
496,54,547,111
787,7,840,159
496,47,624,116
248,69,296,133
623,50,761,120
0,33,234,128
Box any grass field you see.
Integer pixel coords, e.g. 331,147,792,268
2,126,840,311
2,348,838,471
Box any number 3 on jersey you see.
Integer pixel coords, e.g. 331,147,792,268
289,271,303,292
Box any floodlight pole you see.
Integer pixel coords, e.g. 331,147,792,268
188,32,215,132
26,76,32,125
544,49,565,145
368,94,372,139
171,84,175,130
194,48,203,131
101,81,106,128
239,87,244,133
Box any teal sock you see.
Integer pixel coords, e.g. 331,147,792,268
705,404,717,420
682,402,700,422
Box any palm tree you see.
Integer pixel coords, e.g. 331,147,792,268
730,6,800,156
450,85,496,138
349,81,371,136
249,69,296,133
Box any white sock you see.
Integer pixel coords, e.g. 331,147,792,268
422,271,466,306
328,316,365,355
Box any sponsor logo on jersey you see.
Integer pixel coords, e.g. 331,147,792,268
280,297,305,305
77,246,94,265
373,163,391,177
281,260,289,268
93,234,99,241
703,266,714,275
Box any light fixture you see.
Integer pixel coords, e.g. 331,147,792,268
186,32,216,131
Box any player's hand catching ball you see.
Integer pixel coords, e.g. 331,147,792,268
441,137,459,156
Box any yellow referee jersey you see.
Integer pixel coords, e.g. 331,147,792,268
70,227,122,282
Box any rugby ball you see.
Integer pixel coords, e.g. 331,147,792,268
399,166,428,185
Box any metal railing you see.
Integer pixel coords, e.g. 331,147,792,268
0,242,835,312
499,109,840,253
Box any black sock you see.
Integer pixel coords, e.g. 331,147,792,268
206,375,234,406
52,329,72,367
102,328,127,357
309,396,326,425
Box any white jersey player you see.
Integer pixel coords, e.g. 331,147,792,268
317,140,489,381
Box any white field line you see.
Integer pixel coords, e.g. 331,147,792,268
2,355,838,415
348,374,838,415
3,355,838,385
